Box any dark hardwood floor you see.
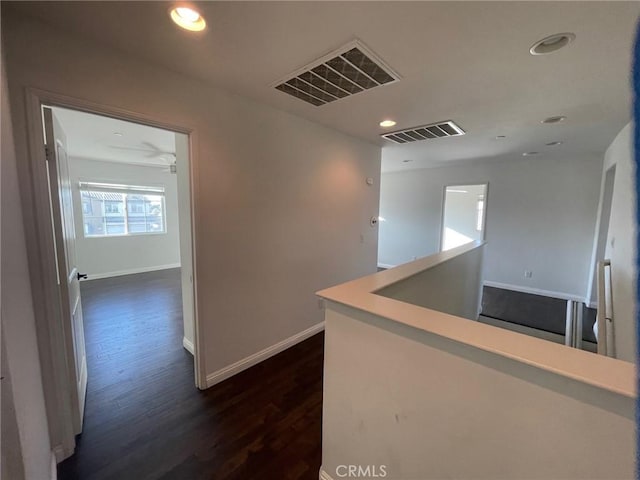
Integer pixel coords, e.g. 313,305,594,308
58,268,323,480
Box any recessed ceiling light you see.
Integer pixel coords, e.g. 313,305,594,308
170,6,206,32
546,141,563,146
402,159,413,163
113,132,123,137
530,33,575,55
495,135,506,140
542,115,566,124
380,120,397,128
522,152,540,156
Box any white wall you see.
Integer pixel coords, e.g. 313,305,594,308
1,49,54,480
1,334,26,480
68,156,181,279
3,11,380,386
322,304,634,480
376,243,484,320
600,123,636,362
378,154,603,299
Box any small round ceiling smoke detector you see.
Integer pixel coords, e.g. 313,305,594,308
530,33,575,55
522,152,540,156
542,115,566,124
495,135,507,140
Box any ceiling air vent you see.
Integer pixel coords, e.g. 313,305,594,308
273,40,400,107
382,121,465,144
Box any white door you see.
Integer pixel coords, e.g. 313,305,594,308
43,107,87,434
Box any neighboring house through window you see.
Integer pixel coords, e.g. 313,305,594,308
79,182,166,237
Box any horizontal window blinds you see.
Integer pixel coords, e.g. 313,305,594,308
78,182,164,196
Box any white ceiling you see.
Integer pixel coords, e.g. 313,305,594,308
13,1,640,172
52,107,176,167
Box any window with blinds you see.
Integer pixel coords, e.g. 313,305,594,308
79,182,166,237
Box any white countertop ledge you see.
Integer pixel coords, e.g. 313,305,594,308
317,242,636,399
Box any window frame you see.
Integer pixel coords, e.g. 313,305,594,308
79,182,167,238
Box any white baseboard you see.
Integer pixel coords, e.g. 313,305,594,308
52,444,72,464
51,450,58,479
319,468,334,480
182,336,194,355
206,322,325,388
83,263,181,281
483,281,586,303
53,445,64,463
377,263,396,270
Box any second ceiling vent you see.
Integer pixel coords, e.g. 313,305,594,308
273,40,400,106
382,121,466,144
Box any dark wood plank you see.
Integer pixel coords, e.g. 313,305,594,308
58,269,323,480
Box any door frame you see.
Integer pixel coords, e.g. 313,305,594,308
23,88,206,460
439,182,489,252
586,164,617,307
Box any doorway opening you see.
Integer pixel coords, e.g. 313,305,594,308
39,102,199,458
440,183,488,251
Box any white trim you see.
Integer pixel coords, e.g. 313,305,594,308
25,91,78,462
484,281,586,303
319,468,334,480
182,336,194,355
52,444,70,464
206,322,325,388
82,263,180,280
586,164,617,308
377,263,396,270
51,451,58,478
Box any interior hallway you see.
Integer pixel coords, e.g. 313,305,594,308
59,269,323,480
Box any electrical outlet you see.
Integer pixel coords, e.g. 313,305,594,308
524,270,533,278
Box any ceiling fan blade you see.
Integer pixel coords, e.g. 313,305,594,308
140,141,160,151
109,145,155,152
141,141,174,156
109,144,176,158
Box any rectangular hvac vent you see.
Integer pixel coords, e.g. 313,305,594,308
382,121,466,144
273,40,400,107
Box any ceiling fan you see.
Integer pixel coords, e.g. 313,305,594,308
161,161,177,174
109,141,173,158
109,141,177,172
